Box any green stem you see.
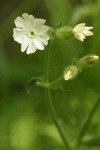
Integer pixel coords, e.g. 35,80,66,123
75,96,100,149
45,88,71,150
44,40,53,82
50,76,63,87
44,40,71,149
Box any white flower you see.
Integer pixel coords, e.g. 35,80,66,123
13,13,50,54
72,23,93,42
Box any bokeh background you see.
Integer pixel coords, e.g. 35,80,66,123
0,0,100,150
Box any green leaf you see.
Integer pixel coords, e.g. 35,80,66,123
51,86,70,94
82,137,100,147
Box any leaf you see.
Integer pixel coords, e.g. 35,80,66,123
82,137,100,147
51,86,71,94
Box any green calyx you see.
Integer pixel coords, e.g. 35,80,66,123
56,26,73,40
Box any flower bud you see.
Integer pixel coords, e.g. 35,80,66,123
79,54,99,68
56,26,73,40
64,65,78,81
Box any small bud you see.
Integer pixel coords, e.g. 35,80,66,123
79,54,99,68
56,26,73,40
64,65,78,81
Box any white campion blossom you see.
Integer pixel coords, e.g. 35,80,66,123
13,13,50,54
72,23,93,42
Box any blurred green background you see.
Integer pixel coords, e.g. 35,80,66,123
0,0,100,150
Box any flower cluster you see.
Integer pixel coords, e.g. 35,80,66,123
13,13,98,80
13,13,94,54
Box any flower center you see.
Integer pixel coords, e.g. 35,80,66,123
30,31,35,35
28,31,35,38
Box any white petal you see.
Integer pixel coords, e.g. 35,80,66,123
14,16,27,29
22,13,34,29
13,28,27,37
13,36,22,43
76,23,85,28
83,30,93,36
26,43,37,54
13,28,27,44
35,25,49,35
85,26,93,30
33,36,44,50
79,33,85,42
39,34,49,45
34,18,46,28
22,13,34,20
40,38,48,45
75,33,85,42
87,31,93,36
41,33,50,40
21,38,29,52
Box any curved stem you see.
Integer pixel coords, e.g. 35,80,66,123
45,88,71,149
75,96,100,149
44,40,71,149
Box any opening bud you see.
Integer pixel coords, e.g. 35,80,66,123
56,26,73,40
79,54,99,68
64,65,78,81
